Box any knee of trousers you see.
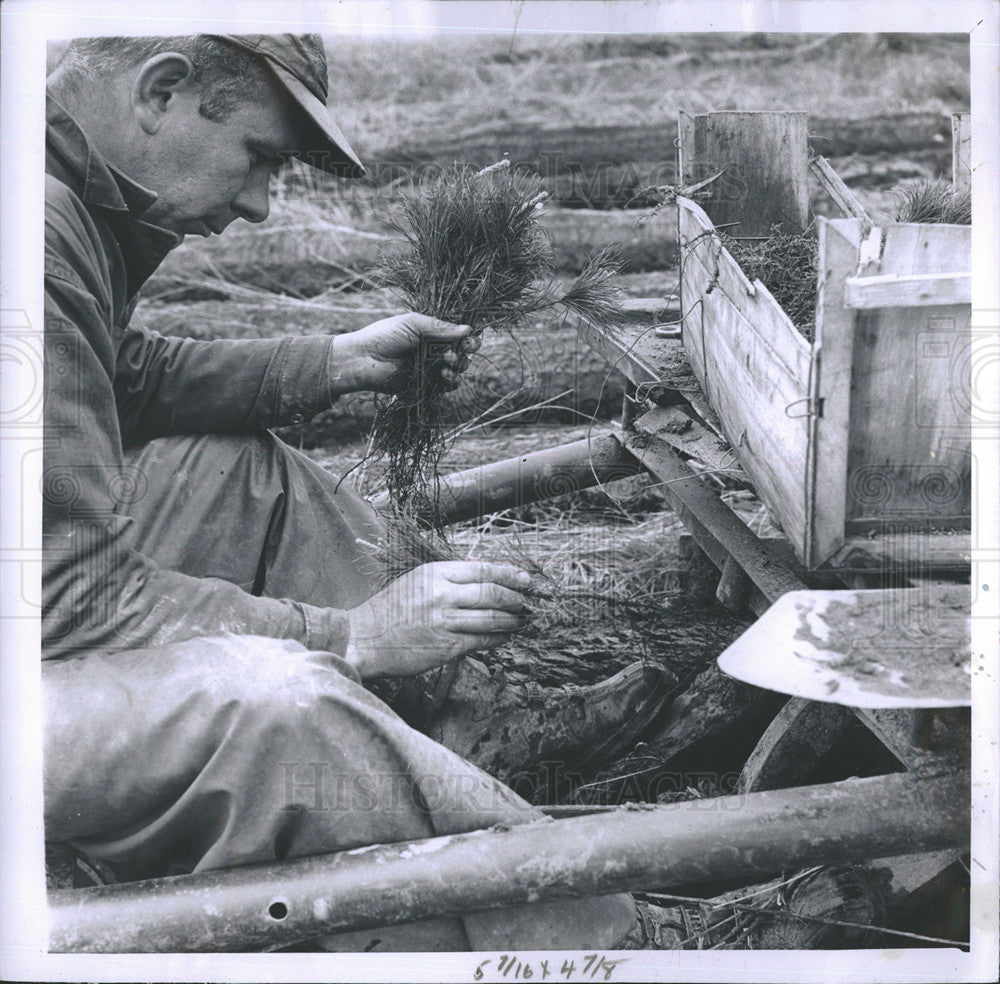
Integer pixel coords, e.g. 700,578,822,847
188,634,362,720
183,635,413,767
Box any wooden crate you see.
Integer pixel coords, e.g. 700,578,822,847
677,112,971,572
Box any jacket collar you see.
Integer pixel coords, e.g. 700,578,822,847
46,93,182,295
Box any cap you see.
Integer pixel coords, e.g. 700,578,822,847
214,33,365,178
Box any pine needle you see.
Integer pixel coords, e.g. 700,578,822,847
717,227,819,341
892,178,972,225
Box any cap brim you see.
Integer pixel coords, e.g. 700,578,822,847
265,60,365,178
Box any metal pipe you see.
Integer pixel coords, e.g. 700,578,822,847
49,771,968,952
371,432,643,526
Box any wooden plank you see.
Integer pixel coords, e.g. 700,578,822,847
858,224,884,274
677,110,697,188
808,156,874,231
574,320,698,393
632,404,745,479
715,555,754,614
846,222,972,531
679,198,812,390
623,415,810,606
679,200,813,556
823,531,971,574
739,697,858,793
853,706,970,775
697,286,811,552
846,304,972,525
952,112,971,194
879,223,972,276
845,272,971,309
687,111,809,236
808,218,863,568
575,318,729,444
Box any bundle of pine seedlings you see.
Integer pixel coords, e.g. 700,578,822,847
892,177,972,224
371,161,626,517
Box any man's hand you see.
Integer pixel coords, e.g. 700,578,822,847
330,313,480,397
343,561,531,679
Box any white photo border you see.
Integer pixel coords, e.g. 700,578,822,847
1,1,997,981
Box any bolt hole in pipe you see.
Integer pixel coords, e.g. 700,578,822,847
268,900,289,920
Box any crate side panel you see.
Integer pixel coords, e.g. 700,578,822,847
679,198,812,382
680,205,812,552
846,303,972,528
845,223,972,530
808,217,864,567
880,224,972,276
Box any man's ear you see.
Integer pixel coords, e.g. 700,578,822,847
132,52,198,134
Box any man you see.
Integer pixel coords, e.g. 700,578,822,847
42,33,672,950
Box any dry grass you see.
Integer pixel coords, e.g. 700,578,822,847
325,34,969,155
362,505,739,694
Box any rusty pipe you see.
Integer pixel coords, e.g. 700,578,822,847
48,771,968,952
370,432,642,526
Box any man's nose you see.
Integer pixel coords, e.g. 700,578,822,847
233,170,271,224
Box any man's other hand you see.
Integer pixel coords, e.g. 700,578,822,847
343,562,531,679
330,314,480,397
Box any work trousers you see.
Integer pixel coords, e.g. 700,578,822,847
43,432,635,950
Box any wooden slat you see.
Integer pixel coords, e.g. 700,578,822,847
739,697,857,793
846,303,972,525
632,404,745,479
952,112,971,194
808,156,874,230
845,222,972,531
573,319,728,441
677,110,697,188
823,531,971,574
858,224,884,274
808,218,863,567
852,707,970,774
697,288,811,551
679,198,811,385
879,223,972,276
715,556,754,613
845,272,972,309
623,415,809,608
679,199,813,556
684,111,809,236
574,321,695,392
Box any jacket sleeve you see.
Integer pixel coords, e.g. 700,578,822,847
115,322,339,444
42,179,351,659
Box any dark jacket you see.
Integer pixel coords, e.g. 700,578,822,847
43,94,349,658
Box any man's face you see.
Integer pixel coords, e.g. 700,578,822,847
137,82,300,238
